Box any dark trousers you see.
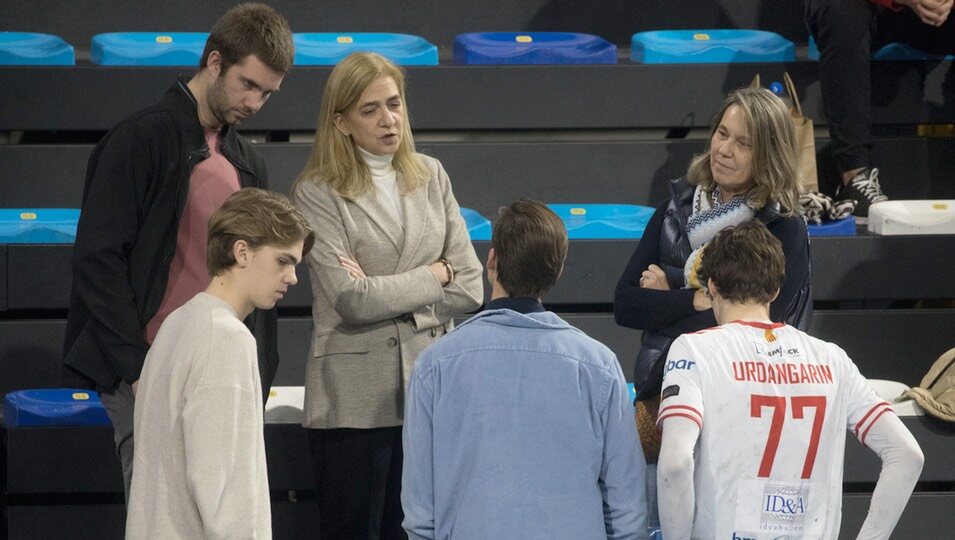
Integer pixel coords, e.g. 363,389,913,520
806,0,955,173
308,426,407,540
99,381,135,505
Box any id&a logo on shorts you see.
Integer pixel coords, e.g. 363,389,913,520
760,483,809,533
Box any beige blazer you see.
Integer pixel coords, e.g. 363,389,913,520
293,154,483,429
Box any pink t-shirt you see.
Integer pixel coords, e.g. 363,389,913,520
145,127,241,343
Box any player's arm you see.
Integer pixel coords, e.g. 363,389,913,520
71,122,154,383
855,413,924,540
842,353,925,540
182,335,265,539
657,416,700,540
655,337,705,540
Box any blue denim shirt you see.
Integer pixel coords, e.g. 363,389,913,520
402,305,648,539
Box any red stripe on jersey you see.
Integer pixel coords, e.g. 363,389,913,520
657,411,703,430
657,405,703,427
659,404,703,418
731,320,786,330
688,326,720,335
855,401,892,435
860,408,894,445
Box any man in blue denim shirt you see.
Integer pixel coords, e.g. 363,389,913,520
402,200,648,539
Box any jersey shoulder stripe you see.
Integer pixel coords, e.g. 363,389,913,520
657,404,703,429
856,402,894,443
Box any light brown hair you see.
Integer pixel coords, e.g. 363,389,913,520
492,199,568,299
207,188,315,276
296,52,427,199
200,3,294,73
687,87,801,216
698,219,785,305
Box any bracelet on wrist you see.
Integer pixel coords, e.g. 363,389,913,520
438,258,455,283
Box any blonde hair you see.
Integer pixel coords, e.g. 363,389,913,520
296,52,427,199
687,87,801,216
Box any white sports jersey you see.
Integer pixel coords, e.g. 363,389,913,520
657,320,891,540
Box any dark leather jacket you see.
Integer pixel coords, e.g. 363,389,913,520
62,76,279,404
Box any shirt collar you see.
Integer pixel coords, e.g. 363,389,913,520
484,296,545,314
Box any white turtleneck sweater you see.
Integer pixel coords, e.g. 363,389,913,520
358,146,403,224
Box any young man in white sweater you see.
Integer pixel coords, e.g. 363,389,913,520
656,220,923,540
126,188,314,539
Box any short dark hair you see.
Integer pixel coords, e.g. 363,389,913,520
492,199,568,299
698,219,785,305
207,188,315,276
201,3,294,73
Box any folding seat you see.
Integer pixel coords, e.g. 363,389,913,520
453,32,617,65
294,32,438,65
91,32,208,66
807,37,952,61
0,209,79,244
3,389,111,427
460,208,491,241
807,216,857,237
631,29,795,64
264,386,305,424
0,32,74,65
869,379,923,417
873,43,954,61
546,204,654,240
868,200,955,235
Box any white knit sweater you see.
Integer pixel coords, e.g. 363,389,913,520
126,292,271,539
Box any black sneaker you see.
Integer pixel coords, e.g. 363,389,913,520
835,168,887,225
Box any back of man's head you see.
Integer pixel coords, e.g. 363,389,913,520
492,199,568,299
698,219,785,305
201,3,294,73
207,188,314,277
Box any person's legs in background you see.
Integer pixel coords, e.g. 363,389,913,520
806,0,886,222
99,381,135,504
308,426,407,540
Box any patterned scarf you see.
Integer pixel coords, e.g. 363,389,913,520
684,185,756,289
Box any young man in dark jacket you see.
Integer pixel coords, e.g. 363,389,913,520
61,3,294,500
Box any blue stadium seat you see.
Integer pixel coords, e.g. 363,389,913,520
873,43,954,61
631,30,795,64
294,33,438,65
807,37,820,61
808,37,953,61
91,32,208,66
547,204,654,240
0,32,74,65
3,389,111,427
0,209,79,244
808,216,857,237
627,383,637,403
460,208,491,241
453,32,617,65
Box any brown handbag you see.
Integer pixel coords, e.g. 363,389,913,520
751,73,818,193
783,72,819,193
635,394,662,463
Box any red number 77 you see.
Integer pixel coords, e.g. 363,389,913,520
750,395,827,479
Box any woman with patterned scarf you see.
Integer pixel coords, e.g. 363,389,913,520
614,86,812,469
